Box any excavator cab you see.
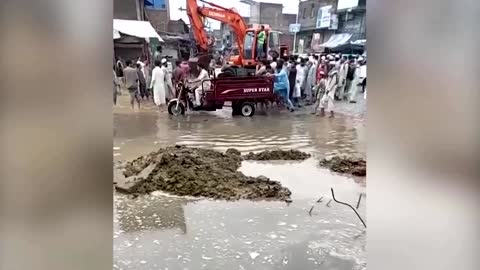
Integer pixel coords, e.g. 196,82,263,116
241,25,282,67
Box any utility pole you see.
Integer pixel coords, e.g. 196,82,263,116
293,0,301,54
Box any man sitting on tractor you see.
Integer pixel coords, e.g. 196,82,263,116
188,63,211,107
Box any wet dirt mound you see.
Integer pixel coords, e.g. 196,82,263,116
243,149,311,161
319,157,366,176
119,145,291,201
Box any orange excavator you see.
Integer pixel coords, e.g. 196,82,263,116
186,0,289,74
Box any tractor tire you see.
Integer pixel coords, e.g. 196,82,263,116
240,102,255,117
220,66,236,76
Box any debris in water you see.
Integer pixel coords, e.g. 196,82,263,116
268,233,278,239
326,199,332,207
118,145,291,201
244,149,311,161
319,156,366,176
249,252,260,260
139,260,147,264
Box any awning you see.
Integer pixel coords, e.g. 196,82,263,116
113,19,163,42
319,33,352,48
113,29,121,39
350,39,366,46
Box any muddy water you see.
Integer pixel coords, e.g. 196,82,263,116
114,108,366,270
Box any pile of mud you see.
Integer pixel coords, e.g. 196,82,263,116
319,157,366,176
119,145,292,201
243,149,311,161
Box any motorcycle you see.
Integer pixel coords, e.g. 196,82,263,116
167,81,195,116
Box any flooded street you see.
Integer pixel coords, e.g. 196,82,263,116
113,98,366,270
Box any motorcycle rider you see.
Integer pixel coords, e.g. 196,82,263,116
188,63,211,107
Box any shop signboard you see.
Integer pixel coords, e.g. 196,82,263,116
316,5,332,29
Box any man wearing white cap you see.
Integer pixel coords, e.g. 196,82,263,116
305,60,316,105
294,58,306,106
317,61,339,117
160,58,174,102
349,57,366,102
337,57,349,101
150,59,168,109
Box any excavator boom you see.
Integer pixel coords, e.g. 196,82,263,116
186,0,247,64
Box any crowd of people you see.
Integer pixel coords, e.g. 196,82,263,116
113,45,366,117
260,52,367,117
113,46,179,110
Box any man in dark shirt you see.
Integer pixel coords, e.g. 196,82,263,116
136,63,148,100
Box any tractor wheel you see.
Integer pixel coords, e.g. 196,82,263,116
240,102,255,117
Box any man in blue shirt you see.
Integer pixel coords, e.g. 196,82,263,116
271,59,294,111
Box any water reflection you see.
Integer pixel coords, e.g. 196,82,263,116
114,197,366,270
115,194,191,234
114,111,365,161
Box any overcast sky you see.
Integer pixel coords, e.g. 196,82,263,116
169,0,299,30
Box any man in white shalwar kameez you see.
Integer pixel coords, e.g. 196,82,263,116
349,58,365,103
150,59,167,109
294,59,306,107
160,59,174,102
305,61,316,105
317,63,338,117
337,58,349,101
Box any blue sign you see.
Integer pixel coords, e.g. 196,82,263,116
289,23,301,33
149,0,166,10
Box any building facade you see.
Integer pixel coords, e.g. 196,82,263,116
296,0,337,53
295,0,366,52
114,0,143,20
336,0,366,41
144,0,170,32
247,2,296,51
114,0,149,61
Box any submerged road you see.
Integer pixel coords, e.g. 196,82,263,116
113,93,366,270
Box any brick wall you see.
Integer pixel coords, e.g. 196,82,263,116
114,0,138,20
145,8,169,32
